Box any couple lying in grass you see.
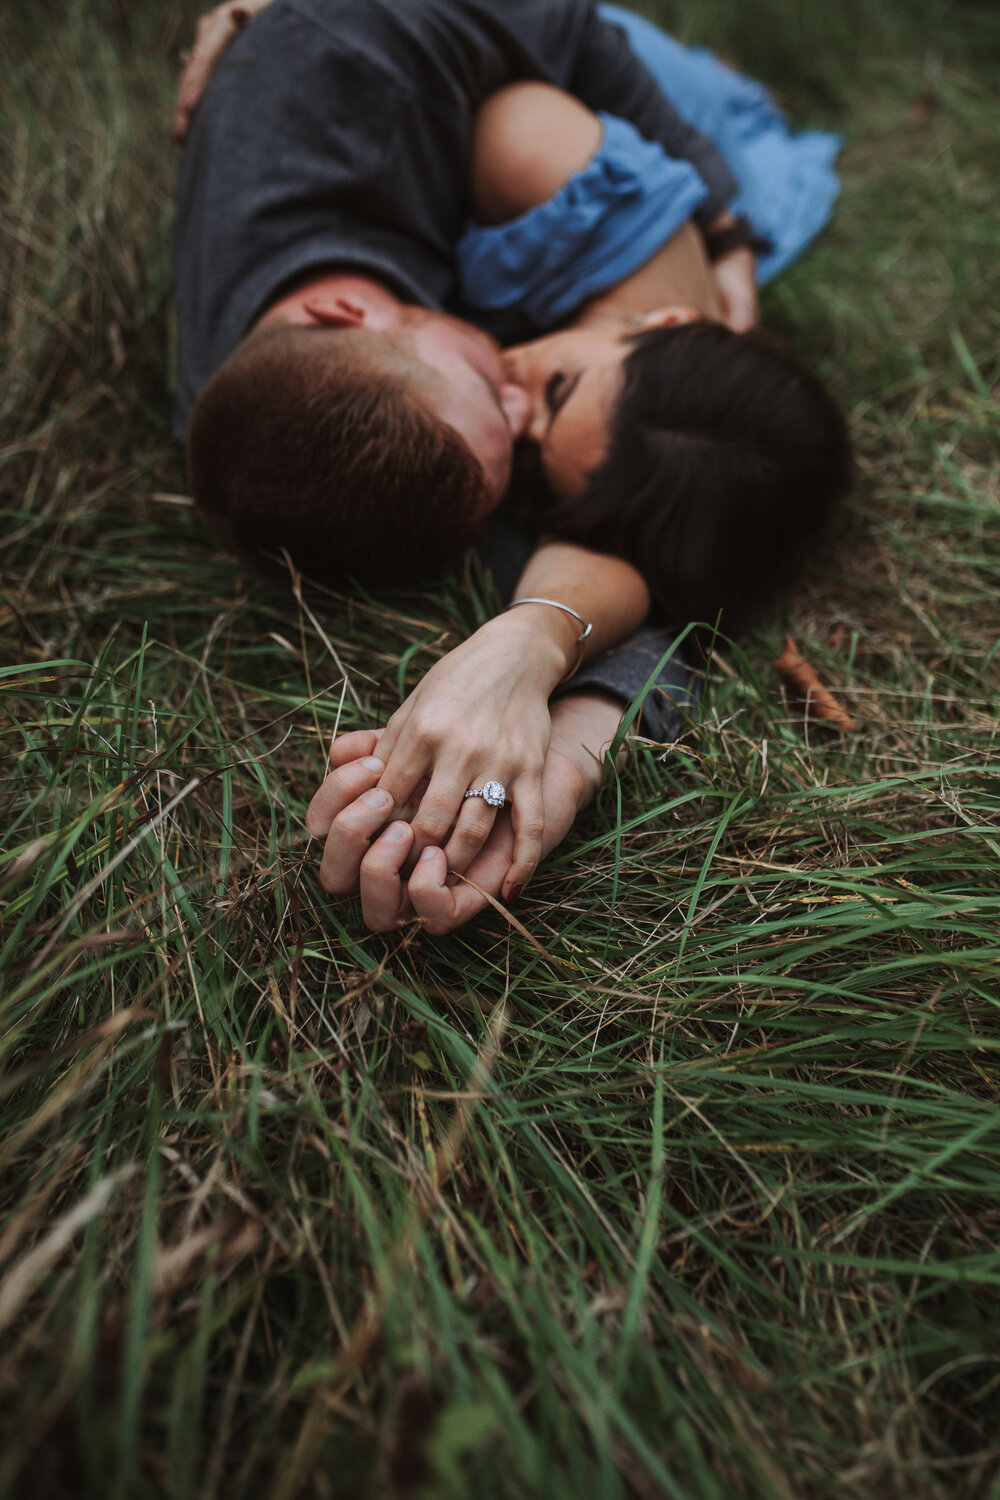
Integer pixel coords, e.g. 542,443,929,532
174,0,852,935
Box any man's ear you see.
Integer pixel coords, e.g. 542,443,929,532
634,305,703,331
301,293,368,328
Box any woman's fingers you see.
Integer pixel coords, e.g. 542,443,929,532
405,764,486,858
713,247,758,332
359,820,415,932
374,737,435,819
500,775,545,902
438,794,500,877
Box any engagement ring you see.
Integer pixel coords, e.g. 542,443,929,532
464,781,507,809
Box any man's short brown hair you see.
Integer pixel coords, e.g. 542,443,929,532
187,324,487,587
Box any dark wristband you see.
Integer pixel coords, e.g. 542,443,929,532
702,215,773,262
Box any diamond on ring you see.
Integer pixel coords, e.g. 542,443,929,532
464,780,507,809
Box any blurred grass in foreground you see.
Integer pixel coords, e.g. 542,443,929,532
1,1,999,1497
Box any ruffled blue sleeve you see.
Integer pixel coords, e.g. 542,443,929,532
598,5,841,284
457,13,841,343
457,114,708,342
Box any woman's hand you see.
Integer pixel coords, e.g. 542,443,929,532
305,690,624,934
306,541,647,929
172,0,275,143
307,607,579,905
401,690,623,933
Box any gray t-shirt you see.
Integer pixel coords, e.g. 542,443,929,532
173,0,735,440
174,0,713,738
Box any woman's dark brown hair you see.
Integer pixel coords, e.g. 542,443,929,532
541,321,853,637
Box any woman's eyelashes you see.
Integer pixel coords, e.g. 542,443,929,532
544,369,579,418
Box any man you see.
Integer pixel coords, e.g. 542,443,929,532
176,0,846,638
173,0,850,931
173,0,762,567
299,79,850,934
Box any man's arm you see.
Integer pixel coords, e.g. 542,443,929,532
175,0,735,229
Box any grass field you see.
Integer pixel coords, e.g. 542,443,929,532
2,2,999,1496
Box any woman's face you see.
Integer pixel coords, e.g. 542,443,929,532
502,307,702,499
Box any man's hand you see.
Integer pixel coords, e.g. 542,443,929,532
701,211,759,332
172,0,275,143
305,691,625,935
712,244,758,333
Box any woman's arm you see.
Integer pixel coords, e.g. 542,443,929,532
308,541,649,905
471,82,740,330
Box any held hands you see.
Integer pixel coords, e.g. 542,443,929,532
307,609,578,914
305,547,644,936
305,691,623,935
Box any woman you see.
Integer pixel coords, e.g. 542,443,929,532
174,2,849,934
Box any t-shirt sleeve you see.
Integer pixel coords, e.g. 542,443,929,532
551,624,697,743
567,4,737,224
477,513,696,742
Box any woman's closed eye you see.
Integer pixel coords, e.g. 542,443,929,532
544,370,580,419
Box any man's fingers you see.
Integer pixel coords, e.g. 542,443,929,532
306,757,385,839
500,776,545,902
408,817,522,935
327,728,382,768
317,787,394,894
407,847,482,936
359,820,415,932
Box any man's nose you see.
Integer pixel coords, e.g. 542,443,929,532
499,382,531,440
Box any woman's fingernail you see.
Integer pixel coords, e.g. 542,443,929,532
361,756,384,772
419,846,439,862
362,789,391,809
507,883,524,902
383,821,408,842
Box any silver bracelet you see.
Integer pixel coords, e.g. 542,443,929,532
503,596,594,683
